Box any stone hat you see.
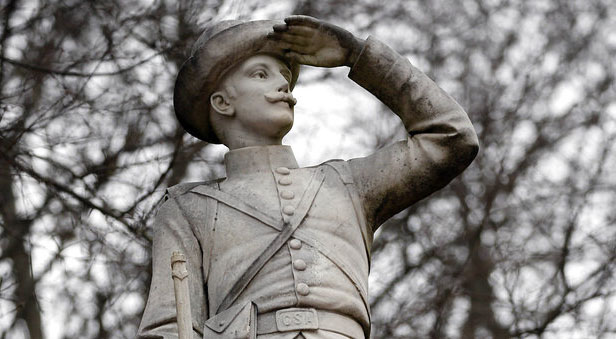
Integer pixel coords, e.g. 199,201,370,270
173,20,300,143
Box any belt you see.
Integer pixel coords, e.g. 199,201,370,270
257,308,364,338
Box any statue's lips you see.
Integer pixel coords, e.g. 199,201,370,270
264,92,297,108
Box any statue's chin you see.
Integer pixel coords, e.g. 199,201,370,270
267,109,294,138
232,107,295,144
279,112,294,129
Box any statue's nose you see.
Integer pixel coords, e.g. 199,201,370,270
277,82,289,93
276,74,290,93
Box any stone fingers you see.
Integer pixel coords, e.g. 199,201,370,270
274,41,314,55
268,31,311,46
267,30,316,57
283,51,318,66
283,15,321,29
273,23,316,36
284,26,316,38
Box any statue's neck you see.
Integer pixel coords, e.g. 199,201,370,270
224,135,284,150
223,145,298,179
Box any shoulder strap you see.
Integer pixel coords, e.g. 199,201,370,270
190,185,283,232
169,180,220,320
215,168,326,314
166,181,211,200
323,160,373,263
201,182,219,287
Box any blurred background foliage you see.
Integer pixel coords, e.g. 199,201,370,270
1,0,615,338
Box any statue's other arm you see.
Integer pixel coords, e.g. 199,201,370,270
347,37,479,228
269,16,479,229
138,196,207,339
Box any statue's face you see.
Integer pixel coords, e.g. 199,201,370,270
221,54,295,139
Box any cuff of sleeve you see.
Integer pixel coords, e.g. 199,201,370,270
348,36,400,97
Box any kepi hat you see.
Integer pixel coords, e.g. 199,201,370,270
173,20,300,143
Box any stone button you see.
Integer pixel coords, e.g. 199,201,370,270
278,177,292,186
282,205,295,215
276,167,291,175
296,283,310,296
293,259,307,271
280,190,295,199
289,239,302,249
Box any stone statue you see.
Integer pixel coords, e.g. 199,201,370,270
137,15,478,339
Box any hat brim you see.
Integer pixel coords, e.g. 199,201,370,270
174,20,300,144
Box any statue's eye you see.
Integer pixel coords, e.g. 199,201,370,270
252,70,267,79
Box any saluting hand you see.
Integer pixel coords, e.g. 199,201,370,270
268,15,365,68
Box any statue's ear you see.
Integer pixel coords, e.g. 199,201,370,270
210,91,235,117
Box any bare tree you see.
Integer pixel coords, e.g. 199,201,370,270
327,1,616,338
0,1,224,337
1,0,614,338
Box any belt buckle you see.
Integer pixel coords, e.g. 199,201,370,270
275,308,319,332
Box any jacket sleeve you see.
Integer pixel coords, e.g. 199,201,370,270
347,36,479,228
137,195,208,338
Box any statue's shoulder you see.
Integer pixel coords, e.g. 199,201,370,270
318,159,355,185
155,179,223,228
165,178,224,201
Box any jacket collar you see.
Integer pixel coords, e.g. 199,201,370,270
224,145,299,179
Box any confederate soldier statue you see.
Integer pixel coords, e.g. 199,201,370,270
138,16,478,339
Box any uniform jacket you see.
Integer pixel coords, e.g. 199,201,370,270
138,36,479,339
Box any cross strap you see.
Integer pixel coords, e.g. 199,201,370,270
323,161,373,264
191,184,284,232
291,227,371,333
211,167,326,314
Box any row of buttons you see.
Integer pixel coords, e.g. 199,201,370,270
275,167,310,296
276,167,295,218
289,238,310,296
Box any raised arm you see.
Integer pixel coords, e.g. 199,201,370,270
347,36,478,227
138,197,207,338
269,16,479,229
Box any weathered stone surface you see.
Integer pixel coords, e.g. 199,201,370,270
138,15,478,339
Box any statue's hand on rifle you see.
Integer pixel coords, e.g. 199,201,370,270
268,15,365,68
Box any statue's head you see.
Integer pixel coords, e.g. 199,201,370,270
173,20,300,146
